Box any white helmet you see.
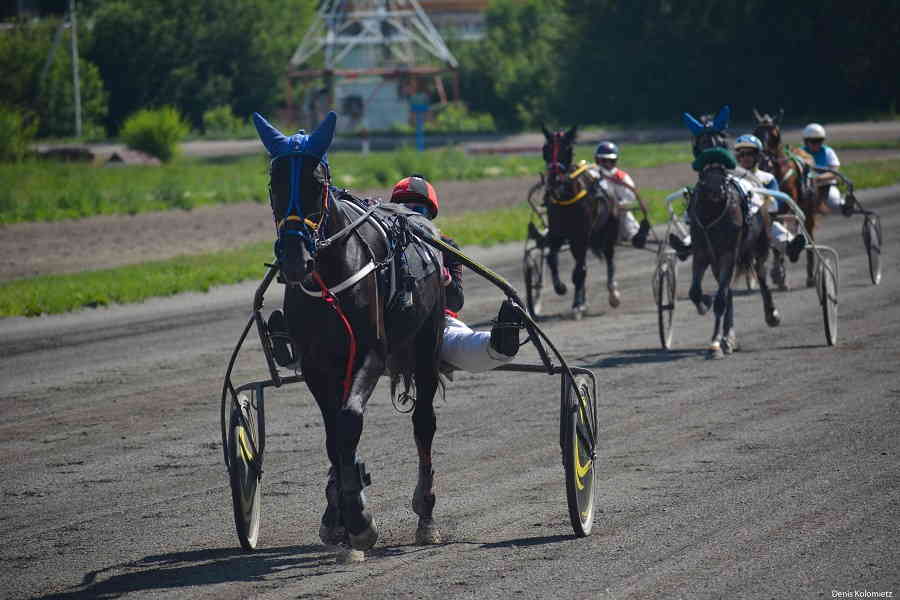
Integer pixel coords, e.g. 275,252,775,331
802,123,826,140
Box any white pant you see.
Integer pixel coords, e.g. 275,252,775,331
441,316,513,373
769,221,794,253
823,184,843,209
619,210,640,241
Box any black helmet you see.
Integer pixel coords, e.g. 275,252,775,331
595,141,618,160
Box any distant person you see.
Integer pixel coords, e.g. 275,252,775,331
590,141,650,244
801,123,851,216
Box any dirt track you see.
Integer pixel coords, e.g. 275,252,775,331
1,176,898,598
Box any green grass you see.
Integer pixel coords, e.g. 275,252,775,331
2,140,693,225
830,139,900,151
3,158,896,318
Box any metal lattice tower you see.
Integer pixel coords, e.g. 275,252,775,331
291,0,457,72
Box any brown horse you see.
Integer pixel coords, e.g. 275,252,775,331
752,108,818,287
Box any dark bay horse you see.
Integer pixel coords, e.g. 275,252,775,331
683,106,780,358
253,111,446,556
752,108,817,287
540,125,621,317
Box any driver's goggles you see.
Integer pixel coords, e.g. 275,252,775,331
407,204,430,216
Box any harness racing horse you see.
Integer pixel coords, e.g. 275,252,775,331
541,125,621,318
253,111,446,556
752,108,817,287
683,106,781,358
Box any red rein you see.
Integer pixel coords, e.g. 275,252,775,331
311,271,357,404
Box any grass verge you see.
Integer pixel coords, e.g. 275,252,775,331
3,141,691,224
3,159,896,317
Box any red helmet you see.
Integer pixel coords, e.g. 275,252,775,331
391,175,439,218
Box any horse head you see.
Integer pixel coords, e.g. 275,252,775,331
254,111,337,285
541,123,578,201
751,107,784,164
682,105,730,157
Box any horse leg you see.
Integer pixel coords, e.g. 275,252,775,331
770,248,788,291
569,238,589,317
596,222,619,308
411,334,441,545
756,253,781,328
708,258,735,359
805,211,817,288
688,252,712,315
546,235,567,295
722,288,739,354
335,349,383,551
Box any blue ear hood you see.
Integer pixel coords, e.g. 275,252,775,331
712,105,731,132
682,112,706,136
253,111,337,162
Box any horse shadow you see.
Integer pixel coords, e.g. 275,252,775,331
576,347,703,369
34,544,329,600
479,533,575,549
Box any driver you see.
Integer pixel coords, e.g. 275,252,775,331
591,141,651,244
801,123,850,216
390,175,523,373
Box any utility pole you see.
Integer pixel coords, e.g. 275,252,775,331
69,0,82,138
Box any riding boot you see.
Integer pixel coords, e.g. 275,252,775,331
786,234,807,263
669,233,691,261
267,310,296,367
489,300,523,358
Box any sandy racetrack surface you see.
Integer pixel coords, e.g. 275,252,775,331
1,184,898,598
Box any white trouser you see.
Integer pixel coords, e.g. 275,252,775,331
823,184,843,209
769,220,794,253
441,316,513,373
619,210,640,241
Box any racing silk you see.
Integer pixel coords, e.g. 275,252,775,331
802,144,841,169
593,166,637,207
733,166,780,213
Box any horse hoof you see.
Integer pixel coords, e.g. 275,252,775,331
722,336,739,355
572,305,586,320
766,310,781,327
554,283,568,296
415,520,442,545
319,523,347,549
348,520,378,550
608,289,621,308
707,342,725,360
336,548,366,564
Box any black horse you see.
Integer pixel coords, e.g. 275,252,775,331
539,125,624,317
253,111,446,555
682,106,781,358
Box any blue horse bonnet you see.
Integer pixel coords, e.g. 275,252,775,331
253,111,336,163
682,104,731,136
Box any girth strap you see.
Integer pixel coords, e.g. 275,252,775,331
298,260,377,297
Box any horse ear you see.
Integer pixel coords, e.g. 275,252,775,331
541,123,551,139
253,112,291,157
306,111,337,160
712,104,731,132
753,107,763,122
565,125,578,142
681,112,705,136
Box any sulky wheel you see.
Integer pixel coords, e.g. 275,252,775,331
228,392,263,550
863,213,882,286
561,373,597,537
523,245,545,319
817,254,839,347
656,257,676,350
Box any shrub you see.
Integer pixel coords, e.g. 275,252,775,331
427,102,496,133
0,106,38,162
202,105,243,137
120,106,189,163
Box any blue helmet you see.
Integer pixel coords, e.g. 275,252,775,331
595,141,618,160
734,134,763,152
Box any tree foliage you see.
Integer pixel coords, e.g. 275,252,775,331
85,0,314,133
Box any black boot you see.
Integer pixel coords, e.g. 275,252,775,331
267,310,296,367
669,233,691,262
490,300,523,358
786,234,807,263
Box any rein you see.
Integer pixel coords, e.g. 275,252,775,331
311,271,357,404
